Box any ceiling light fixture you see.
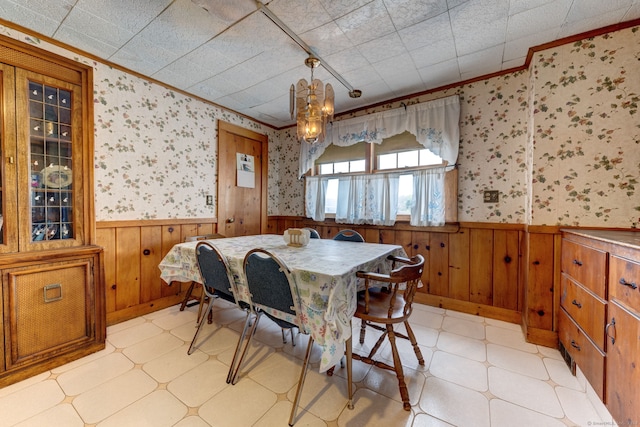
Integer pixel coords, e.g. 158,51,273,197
291,55,334,144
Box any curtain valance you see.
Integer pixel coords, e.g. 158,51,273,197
299,94,460,178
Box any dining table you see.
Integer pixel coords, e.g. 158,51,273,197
158,233,407,372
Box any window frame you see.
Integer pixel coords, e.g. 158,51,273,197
312,140,451,221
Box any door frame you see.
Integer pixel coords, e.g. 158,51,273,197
217,120,268,235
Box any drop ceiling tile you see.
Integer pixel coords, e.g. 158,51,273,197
0,0,70,36
418,58,461,89
357,32,407,64
335,0,396,46
192,0,257,24
133,0,227,57
446,0,470,8
559,9,631,38
188,81,225,101
55,24,121,58
342,65,383,88
74,0,171,34
458,44,503,75
409,37,458,69
450,0,509,56
316,0,373,19
357,79,394,105
210,14,275,63
398,11,454,50
502,56,526,70
197,74,246,98
324,47,371,74
266,0,334,34
111,37,178,76
152,60,214,89
509,0,559,16
506,0,571,41
386,69,426,96
58,7,135,47
566,0,636,21
300,21,353,57
625,1,640,19
384,0,449,29
181,42,237,76
503,32,554,62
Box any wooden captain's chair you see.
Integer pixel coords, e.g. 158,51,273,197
348,254,425,410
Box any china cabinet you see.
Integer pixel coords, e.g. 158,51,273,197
0,36,104,386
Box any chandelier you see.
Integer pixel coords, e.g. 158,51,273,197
290,55,334,145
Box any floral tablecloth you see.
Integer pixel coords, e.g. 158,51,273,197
159,234,406,372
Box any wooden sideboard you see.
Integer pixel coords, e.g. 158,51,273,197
559,229,640,426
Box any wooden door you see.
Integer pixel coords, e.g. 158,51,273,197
217,121,268,237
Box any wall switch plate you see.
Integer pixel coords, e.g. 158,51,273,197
205,195,213,205
483,190,499,203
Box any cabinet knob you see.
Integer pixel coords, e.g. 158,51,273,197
572,259,583,266
143,249,151,256
570,340,581,351
619,278,638,290
571,299,582,309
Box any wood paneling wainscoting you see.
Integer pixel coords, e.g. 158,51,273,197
269,217,562,348
97,217,561,349
96,219,218,325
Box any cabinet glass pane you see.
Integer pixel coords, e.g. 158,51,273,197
29,81,73,242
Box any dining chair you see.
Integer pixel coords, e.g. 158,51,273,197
333,229,364,242
350,254,425,410
302,227,321,239
230,248,317,426
180,233,225,322
188,243,252,369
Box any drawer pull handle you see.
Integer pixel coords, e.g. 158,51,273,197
619,278,638,290
571,299,582,309
570,340,581,351
572,259,583,266
606,318,616,345
43,283,63,303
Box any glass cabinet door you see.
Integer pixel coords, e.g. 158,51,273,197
16,69,83,250
28,81,74,242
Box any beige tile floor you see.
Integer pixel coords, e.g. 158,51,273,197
0,301,615,427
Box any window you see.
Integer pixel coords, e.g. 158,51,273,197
311,132,449,224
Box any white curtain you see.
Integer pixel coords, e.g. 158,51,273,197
299,94,460,178
305,176,328,221
411,168,446,226
335,174,399,225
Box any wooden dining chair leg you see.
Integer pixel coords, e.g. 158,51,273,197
289,336,314,426
404,320,425,365
387,324,411,411
179,282,196,311
359,320,367,344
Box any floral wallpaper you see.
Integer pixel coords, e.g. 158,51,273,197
529,27,639,227
1,23,638,228
92,65,274,220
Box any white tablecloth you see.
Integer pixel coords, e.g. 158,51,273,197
159,234,406,372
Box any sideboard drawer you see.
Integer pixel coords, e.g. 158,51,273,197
561,239,607,299
560,274,606,351
609,255,640,311
558,307,605,400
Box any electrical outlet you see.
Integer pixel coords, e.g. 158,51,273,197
205,195,213,205
483,190,499,203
